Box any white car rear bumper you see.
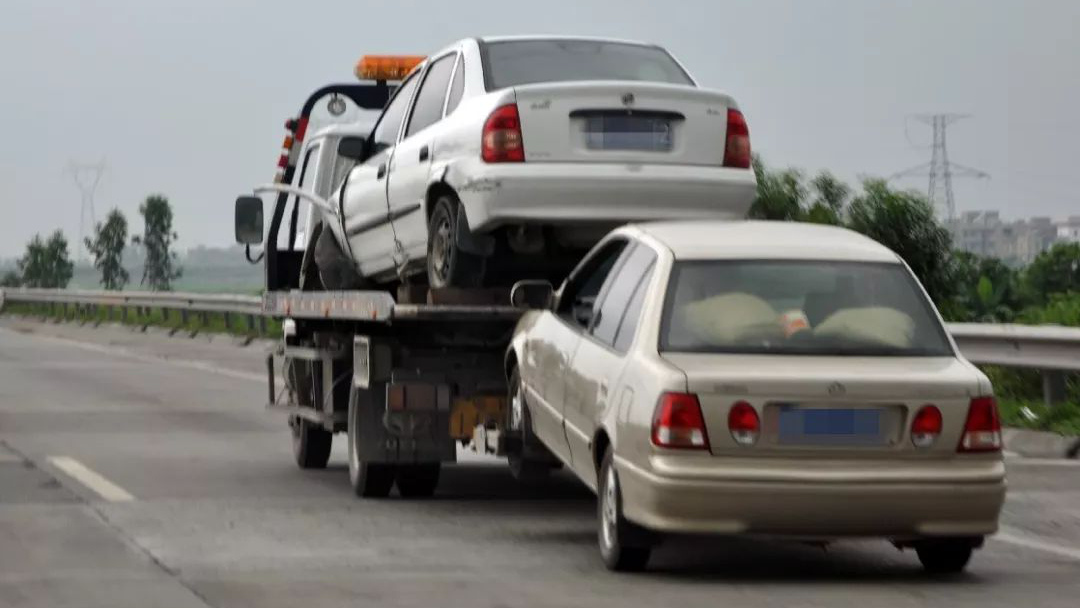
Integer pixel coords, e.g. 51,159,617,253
452,162,757,233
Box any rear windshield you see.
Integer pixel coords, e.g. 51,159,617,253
482,39,694,90
659,261,953,356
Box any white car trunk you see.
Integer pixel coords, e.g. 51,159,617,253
512,81,735,165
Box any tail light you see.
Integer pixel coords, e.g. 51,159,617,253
910,405,942,448
958,396,1002,452
651,392,709,449
722,108,751,169
727,401,760,446
482,103,524,163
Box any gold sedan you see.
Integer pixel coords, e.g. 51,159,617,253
506,220,1005,572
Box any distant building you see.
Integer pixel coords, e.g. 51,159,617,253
1056,216,1080,244
946,211,1060,265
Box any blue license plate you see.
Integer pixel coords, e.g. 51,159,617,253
778,407,884,446
584,116,673,151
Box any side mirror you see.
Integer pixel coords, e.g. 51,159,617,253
510,280,554,310
337,136,367,162
234,196,264,245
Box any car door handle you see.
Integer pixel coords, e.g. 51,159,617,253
376,163,386,179
419,145,430,161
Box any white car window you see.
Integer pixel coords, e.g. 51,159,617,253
592,245,656,348
659,260,953,356
483,39,692,90
370,72,420,153
405,54,456,137
444,54,465,116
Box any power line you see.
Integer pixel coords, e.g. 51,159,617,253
890,114,989,221
67,160,107,260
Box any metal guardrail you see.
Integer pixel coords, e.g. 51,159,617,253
0,287,265,334
1,288,1077,405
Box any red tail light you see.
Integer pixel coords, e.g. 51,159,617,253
958,396,1002,453
482,103,524,163
651,392,709,449
727,401,760,446
910,405,942,448
722,108,751,169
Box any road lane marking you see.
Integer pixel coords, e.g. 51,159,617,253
994,526,1080,561
47,456,135,502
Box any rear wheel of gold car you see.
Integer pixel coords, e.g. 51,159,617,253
915,539,974,575
598,447,651,572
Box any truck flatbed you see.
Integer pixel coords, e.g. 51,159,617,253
262,289,523,323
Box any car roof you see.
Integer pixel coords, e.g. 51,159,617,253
476,35,658,48
632,220,901,263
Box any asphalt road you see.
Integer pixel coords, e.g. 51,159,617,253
2,317,1079,608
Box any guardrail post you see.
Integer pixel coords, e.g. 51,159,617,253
246,314,255,333
223,312,231,332
258,316,267,336
1043,370,1067,408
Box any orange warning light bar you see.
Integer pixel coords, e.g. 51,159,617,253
355,55,425,81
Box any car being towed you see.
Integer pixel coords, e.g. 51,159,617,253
320,36,756,289
504,220,1006,572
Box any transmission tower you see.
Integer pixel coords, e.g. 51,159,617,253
67,160,107,260
891,114,988,220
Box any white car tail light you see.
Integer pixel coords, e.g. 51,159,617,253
482,103,525,163
910,405,942,448
651,392,709,449
727,401,760,446
722,108,751,169
959,396,1002,453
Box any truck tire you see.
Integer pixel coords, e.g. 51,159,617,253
598,447,652,572
347,386,395,498
506,368,559,483
291,417,332,469
427,195,484,289
395,463,441,498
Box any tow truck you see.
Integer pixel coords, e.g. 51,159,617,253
234,56,557,497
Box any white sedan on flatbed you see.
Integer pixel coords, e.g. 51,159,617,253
505,220,1005,572
324,37,756,288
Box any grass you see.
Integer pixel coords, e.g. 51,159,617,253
2,302,281,340
997,398,1080,436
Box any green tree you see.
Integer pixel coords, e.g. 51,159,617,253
17,230,74,288
845,179,955,306
950,252,1023,322
1,271,21,287
132,195,182,291
748,155,806,221
804,171,849,225
1022,242,1080,305
85,208,129,290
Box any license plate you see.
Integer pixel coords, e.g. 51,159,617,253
584,115,673,151
777,407,885,446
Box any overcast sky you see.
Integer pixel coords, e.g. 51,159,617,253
2,0,1078,258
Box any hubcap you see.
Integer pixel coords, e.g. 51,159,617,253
509,383,523,431
601,465,618,550
430,215,452,282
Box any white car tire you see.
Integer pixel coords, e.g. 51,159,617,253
426,195,485,289
598,447,652,572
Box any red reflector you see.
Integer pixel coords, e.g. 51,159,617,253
482,103,525,163
723,108,751,169
277,155,288,168
651,392,709,450
727,401,760,446
959,396,1002,453
294,117,309,142
910,405,942,448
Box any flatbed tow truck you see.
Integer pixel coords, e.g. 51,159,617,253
235,56,555,498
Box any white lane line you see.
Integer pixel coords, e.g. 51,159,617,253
47,456,135,502
994,526,1080,561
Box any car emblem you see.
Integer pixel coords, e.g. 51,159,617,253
827,382,846,396
621,92,635,106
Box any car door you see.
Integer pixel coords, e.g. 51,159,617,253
563,243,657,486
341,72,420,279
386,51,459,265
520,238,630,467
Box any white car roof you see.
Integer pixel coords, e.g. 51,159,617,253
633,220,901,263
476,35,659,48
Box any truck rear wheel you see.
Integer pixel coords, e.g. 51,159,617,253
427,195,484,289
395,463,441,498
291,417,332,469
347,386,395,498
